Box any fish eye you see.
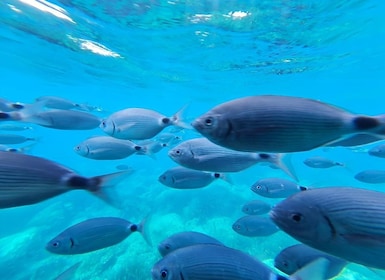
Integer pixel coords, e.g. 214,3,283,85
204,117,214,126
164,244,171,250
100,120,107,128
52,241,61,247
234,224,241,230
160,269,168,279
282,261,289,267
290,213,303,222
174,149,181,155
74,146,81,151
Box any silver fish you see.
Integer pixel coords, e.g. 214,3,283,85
158,231,224,256
303,156,344,168
368,143,385,158
192,95,385,153
152,243,328,280
168,138,297,179
270,187,385,269
0,123,33,131
36,95,99,111
354,169,385,184
31,109,101,130
0,152,132,209
74,136,144,160
274,244,347,279
46,217,144,254
100,106,188,140
158,166,230,189
242,200,271,215
0,134,35,144
251,177,307,198
232,215,279,237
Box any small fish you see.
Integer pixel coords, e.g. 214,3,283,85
251,177,308,198
0,134,35,144
152,243,329,280
168,138,297,179
46,217,146,255
242,200,271,215
354,169,385,184
274,244,347,279
100,106,189,140
0,123,33,131
158,166,230,189
269,187,385,269
303,156,344,168
368,143,385,158
36,95,98,111
74,136,145,160
192,95,385,153
156,132,182,147
158,231,224,256
30,109,101,130
0,152,132,209
0,143,35,154
232,215,279,237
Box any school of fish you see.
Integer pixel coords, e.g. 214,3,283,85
2,94,385,279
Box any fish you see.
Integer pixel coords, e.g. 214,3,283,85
0,98,25,112
0,134,35,144
0,151,132,209
158,166,230,189
168,138,297,179
368,143,385,158
74,136,145,160
251,177,308,198
46,217,145,254
191,95,385,153
354,169,385,184
36,95,99,111
269,186,385,269
232,215,279,237
242,200,272,215
0,123,33,131
100,106,189,140
0,143,35,154
274,244,347,279
303,156,344,168
152,243,329,280
30,109,101,130
158,231,224,256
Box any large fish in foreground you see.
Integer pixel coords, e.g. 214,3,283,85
192,95,385,153
152,243,328,280
270,187,385,269
0,152,131,209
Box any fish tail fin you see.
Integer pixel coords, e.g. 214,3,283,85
274,153,298,181
17,101,49,125
89,170,134,208
171,104,192,129
289,257,329,280
217,173,234,185
137,216,152,246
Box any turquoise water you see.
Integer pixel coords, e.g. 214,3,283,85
1,0,385,279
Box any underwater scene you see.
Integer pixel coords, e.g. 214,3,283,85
1,0,385,279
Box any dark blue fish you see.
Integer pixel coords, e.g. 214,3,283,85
46,217,146,254
158,231,224,256
0,152,132,209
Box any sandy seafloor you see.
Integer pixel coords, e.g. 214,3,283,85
1,0,385,279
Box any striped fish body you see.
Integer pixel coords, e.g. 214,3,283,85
168,138,277,172
158,166,219,189
152,244,275,280
33,110,101,130
270,187,385,269
192,95,383,153
0,152,77,208
46,217,136,254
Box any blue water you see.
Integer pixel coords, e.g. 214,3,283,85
1,0,385,279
